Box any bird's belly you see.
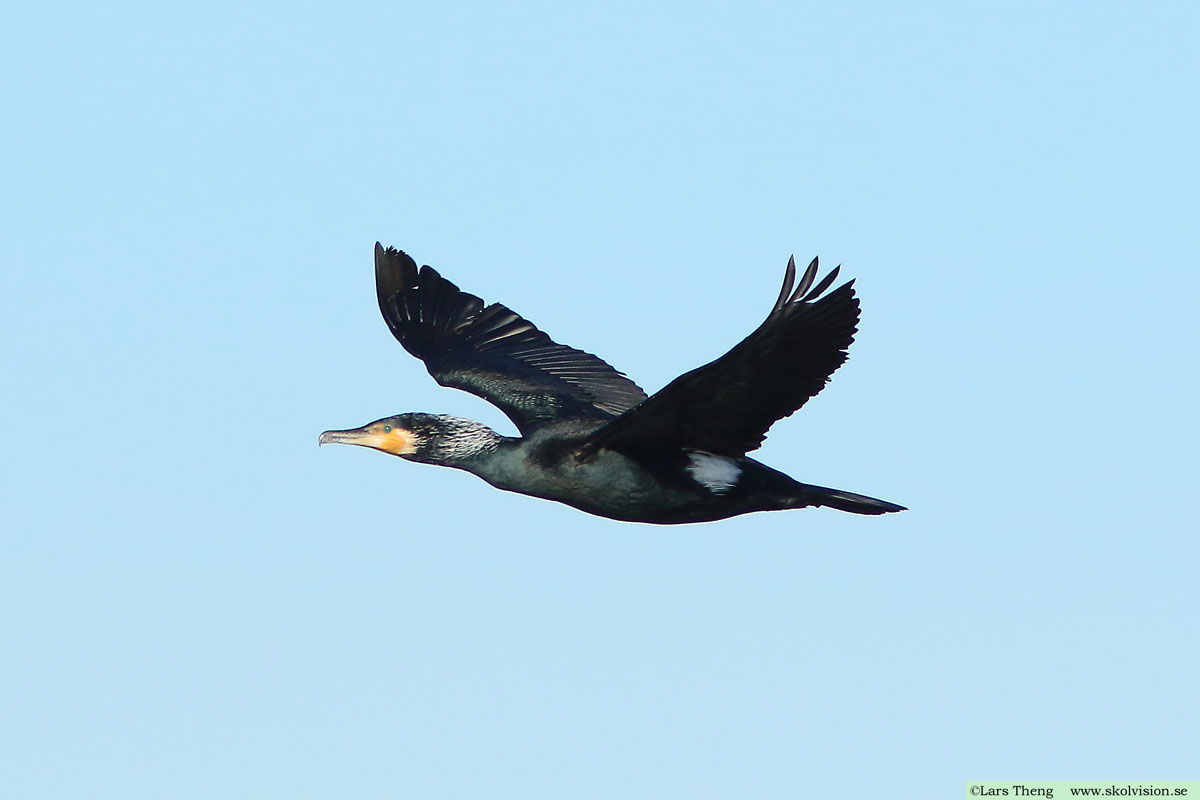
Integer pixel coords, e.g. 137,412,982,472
479,449,729,524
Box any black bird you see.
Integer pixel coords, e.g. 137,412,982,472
319,244,905,524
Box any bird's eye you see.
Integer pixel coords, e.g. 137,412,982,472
383,425,393,433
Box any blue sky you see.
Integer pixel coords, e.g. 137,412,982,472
3,2,1198,797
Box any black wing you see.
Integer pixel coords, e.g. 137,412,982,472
582,256,859,458
374,244,648,434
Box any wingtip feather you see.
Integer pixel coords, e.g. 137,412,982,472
375,243,419,306
774,256,797,312
788,256,819,304
801,264,842,302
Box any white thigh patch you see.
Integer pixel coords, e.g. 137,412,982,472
685,451,742,494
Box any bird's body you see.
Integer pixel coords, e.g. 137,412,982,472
319,245,904,524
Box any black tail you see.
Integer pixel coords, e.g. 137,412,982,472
794,483,906,515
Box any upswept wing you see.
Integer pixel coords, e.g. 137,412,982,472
374,244,647,434
582,256,859,458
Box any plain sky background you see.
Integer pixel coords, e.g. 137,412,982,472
3,2,1198,798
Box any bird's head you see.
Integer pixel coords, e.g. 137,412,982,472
318,413,501,465
318,414,422,457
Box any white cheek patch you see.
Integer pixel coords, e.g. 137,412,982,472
685,451,742,494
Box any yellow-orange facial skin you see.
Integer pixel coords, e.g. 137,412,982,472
317,423,417,456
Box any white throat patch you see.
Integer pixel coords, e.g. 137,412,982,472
685,451,742,494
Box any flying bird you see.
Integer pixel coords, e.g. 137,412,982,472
319,244,905,523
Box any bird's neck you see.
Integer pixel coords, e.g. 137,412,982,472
413,417,507,469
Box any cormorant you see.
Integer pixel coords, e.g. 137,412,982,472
319,244,905,523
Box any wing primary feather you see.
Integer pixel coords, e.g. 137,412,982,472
430,271,460,333
788,256,819,304
774,255,797,312
801,265,842,302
